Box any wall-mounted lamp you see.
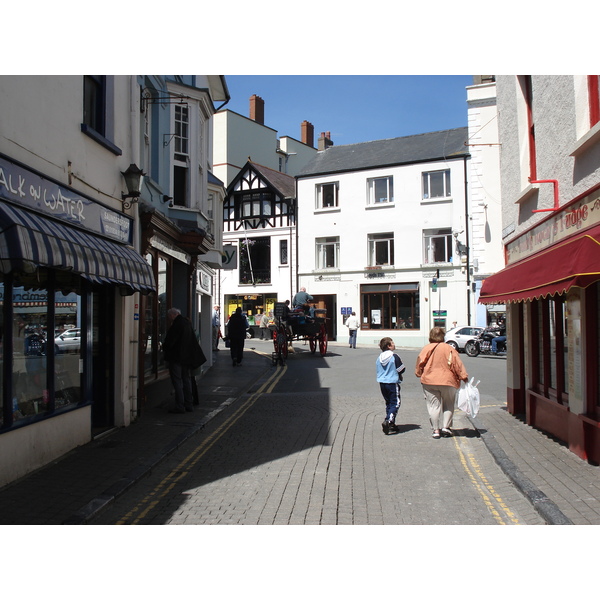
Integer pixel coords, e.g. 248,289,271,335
121,164,145,209
162,195,173,203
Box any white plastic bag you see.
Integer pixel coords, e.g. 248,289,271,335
457,378,480,417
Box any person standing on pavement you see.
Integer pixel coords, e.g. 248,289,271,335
227,307,249,366
376,337,406,435
163,308,197,413
212,305,221,351
415,327,468,439
259,311,270,340
345,311,359,348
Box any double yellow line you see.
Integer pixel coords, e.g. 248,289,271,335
453,436,520,525
115,364,287,525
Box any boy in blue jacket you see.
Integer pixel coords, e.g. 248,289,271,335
376,337,406,435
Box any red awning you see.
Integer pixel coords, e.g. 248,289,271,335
479,224,600,304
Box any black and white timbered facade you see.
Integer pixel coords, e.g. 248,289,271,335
220,161,297,334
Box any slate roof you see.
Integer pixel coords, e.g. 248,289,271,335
297,127,469,177
246,162,296,199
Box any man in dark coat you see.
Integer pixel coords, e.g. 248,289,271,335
163,307,196,413
227,307,249,367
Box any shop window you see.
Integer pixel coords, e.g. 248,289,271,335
368,233,394,266
367,176,394,205
422,169,451,200
423,228,453,264
1,272,83,430
532,297,569,404
361,283,420,330
316,237,339,269
316,182,339,209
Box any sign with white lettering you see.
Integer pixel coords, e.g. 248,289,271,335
0,155,132,244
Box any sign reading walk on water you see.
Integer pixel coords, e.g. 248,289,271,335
0,155,133,244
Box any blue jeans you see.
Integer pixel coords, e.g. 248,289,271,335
169,362,193,410
349,329,357,348
380,382,401,423
491,336,506,353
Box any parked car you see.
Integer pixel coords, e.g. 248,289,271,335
444,326,485,351
54,328,81,353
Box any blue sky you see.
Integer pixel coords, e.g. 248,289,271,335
222,75,474,146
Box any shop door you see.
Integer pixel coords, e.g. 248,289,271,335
312,294,337,341
91,287,115,435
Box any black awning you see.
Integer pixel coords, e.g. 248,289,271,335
0,201,155,294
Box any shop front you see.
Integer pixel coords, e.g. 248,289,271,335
0,154,155,486
223,293,278,338
479,185,600,463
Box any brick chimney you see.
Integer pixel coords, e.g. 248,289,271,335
318,131,334,151
301,120,314,147
249,94,264,125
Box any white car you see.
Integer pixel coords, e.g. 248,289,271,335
54,328,81,353
444,326,485,351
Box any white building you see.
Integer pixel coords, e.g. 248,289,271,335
0,74,228,489
296,127,474,349
0,76,154,487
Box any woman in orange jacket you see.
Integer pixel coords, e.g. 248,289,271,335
415,327,468,439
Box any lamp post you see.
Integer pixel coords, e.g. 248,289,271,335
121,163,145,209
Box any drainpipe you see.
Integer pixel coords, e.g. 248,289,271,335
530,178,560,213
464,157,472,325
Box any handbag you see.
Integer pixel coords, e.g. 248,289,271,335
457,378,480,417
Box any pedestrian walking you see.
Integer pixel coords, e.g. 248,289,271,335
163,308,206,414
259,311,270,340
227,307,249,366
212,305,221,351
376,337,406,435
415,326,468,439
345,311,359,348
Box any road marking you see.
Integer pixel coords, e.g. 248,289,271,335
453,436,520,525
114,365,287,525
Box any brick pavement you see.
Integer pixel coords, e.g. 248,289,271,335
0,340,598,524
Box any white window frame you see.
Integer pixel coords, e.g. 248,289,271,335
423,228,453,264
174,104,189,160
422,169,451,201
368,233,394,266
316,236,339,269
316,182,339,209
367,176,394,205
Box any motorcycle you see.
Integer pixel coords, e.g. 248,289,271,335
464,327,507,357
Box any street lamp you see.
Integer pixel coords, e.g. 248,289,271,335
121,163,145,209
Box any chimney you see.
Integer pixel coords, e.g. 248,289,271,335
249,94,264,125
301,120,314,147
318,131,334,151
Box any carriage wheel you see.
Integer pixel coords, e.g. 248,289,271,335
309,337,317,353
277,327,288,363
318,325,328,356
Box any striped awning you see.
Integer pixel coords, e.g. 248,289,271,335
0,201,155,294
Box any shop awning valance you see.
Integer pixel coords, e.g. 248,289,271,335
0,202,156,294
479,224,600,304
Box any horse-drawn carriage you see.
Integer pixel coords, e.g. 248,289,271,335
270,301,328,365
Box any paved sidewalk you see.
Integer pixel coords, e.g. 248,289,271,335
0,343,275,525
0,340,598,525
